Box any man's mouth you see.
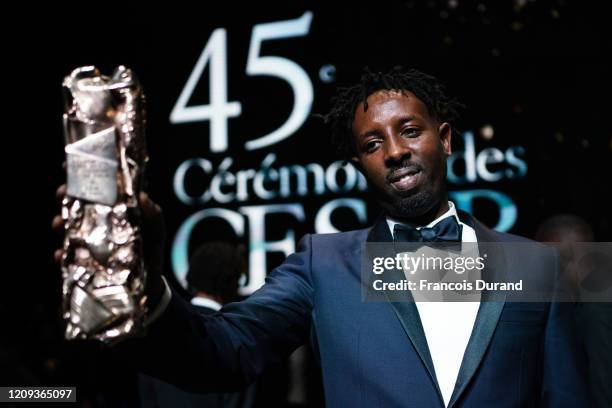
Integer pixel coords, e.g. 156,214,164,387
388,168,421,192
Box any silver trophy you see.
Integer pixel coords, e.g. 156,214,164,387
61,66,148,342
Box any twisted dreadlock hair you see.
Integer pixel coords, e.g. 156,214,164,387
322,66,464,160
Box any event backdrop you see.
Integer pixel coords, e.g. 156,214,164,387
3,0,610,397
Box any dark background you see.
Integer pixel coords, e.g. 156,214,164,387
4,0,611,406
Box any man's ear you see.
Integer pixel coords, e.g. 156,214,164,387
439,122,452,156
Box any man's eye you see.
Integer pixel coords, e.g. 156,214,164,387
363,140,380,152
402,128,421,137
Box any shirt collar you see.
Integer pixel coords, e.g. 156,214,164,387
386,201,460,234
190,296,222,311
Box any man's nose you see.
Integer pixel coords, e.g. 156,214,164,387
384,134,410,165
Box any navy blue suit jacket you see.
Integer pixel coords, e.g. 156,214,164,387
130,212,588,407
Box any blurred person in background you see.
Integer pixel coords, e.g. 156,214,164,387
139,241,255,408
536,214,612,408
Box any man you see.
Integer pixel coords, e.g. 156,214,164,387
54,67,588,407
536,215,611,408
535,214,595,301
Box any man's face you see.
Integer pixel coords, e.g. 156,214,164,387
351,89,452,220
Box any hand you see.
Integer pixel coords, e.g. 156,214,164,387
138,191,166,308
52,185,167,309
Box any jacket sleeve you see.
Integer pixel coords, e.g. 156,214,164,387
122,234,314,392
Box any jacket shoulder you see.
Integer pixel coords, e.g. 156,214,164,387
308,226,371,250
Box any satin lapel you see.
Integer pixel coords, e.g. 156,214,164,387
449,211,507,407
366,215,444,405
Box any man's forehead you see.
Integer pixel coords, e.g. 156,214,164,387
354,89,429,119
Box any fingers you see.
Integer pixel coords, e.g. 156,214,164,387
56,184,67,203
139,192,162,219
51,214,64,233
52,213,64,264
54,249,64,263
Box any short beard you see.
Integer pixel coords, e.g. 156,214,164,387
380,187,443,223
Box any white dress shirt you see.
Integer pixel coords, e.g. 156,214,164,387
387,201,480,407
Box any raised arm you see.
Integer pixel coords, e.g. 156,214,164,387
126,234,314,392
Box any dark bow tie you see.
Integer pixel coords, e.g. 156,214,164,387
393,216,463,243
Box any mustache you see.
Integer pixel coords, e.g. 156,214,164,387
386,161,423,182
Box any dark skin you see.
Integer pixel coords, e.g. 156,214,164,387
351,89,452,226
52,89,453,304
